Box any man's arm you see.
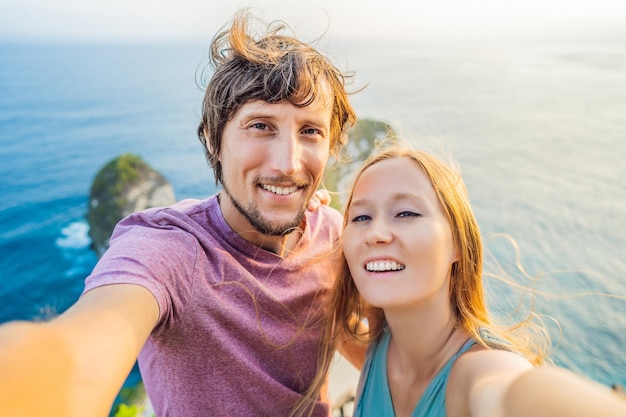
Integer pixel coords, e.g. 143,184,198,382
337,318,368,370
307,189,332,212
0,283,159,417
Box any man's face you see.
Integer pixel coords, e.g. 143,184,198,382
218,95,333,242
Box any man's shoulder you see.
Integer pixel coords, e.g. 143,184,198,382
310,204,343,227
126,196,215,224
111,196,217,240
304,204,343,244
162,196,216,218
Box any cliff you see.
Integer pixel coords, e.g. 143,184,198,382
86,153,176,257
323,118,397,209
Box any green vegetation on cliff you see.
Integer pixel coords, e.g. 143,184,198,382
87,154,147,252
112,382,153,417
91,153,144,197
87,153,176,257
323,118,397,209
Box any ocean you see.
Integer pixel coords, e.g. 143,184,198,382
1,19,625,399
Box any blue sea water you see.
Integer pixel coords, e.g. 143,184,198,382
1,19,625,399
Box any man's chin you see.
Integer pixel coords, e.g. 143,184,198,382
253,210,307,235
256,218,305,236
222,188,307,236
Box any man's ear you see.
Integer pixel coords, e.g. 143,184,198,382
203,128,212,152
203,128,219,160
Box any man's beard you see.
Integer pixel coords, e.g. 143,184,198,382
222,185,307,236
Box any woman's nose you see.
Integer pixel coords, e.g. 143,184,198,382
364,217,392,245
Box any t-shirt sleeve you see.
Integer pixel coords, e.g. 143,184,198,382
82,208,198,330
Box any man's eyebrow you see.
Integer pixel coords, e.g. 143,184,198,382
237,108,270,119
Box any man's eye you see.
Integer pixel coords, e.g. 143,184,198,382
302,127,319,135
250,122,268,130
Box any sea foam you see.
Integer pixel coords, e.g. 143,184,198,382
55,221,91,249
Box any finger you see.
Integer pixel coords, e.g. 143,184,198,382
307,199,320,212
316,189,331,206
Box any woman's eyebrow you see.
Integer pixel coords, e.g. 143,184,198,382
349,192,424,209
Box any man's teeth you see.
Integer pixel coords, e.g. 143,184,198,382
262,185,298,195
365,261,406,272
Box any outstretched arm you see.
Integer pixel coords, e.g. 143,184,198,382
504,366,626,417
0,283,158,417
454,349,626,417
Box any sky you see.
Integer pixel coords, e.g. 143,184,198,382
1,0,626,42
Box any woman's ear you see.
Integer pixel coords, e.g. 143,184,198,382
451,244,460,264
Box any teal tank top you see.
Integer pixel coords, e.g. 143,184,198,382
353,329,475,417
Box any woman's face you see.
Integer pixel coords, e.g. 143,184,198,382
342,156,458,311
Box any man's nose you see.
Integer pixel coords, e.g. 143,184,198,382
270,130,303,176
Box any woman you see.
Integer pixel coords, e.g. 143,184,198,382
294,145,626,417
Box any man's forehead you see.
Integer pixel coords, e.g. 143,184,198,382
237,96,333,118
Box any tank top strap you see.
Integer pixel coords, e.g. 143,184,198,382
411,338,476,417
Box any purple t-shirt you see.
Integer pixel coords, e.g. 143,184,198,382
83,195,342,417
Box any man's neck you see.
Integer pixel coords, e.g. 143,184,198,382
260,228,303,257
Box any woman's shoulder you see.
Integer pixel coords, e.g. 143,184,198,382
446,345,533,417
457,344,532,373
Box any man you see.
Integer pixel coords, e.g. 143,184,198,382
0,10,362,417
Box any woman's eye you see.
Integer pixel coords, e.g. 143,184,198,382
398,211,420,218
350,214,371,223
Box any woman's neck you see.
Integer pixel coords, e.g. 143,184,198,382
384,301,468,379
384,304,470,417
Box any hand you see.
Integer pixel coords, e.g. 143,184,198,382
307,189,331,211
